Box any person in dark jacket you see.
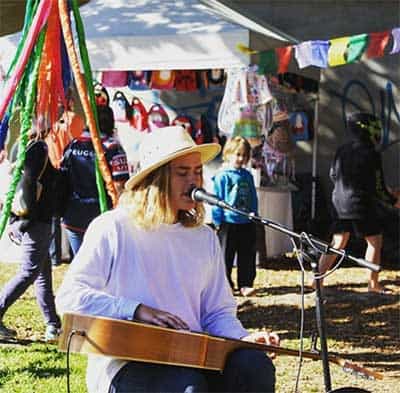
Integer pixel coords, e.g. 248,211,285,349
0,116,62,341
316,112,399,294
60,105,129,255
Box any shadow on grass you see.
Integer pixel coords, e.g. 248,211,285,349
238,282,399,373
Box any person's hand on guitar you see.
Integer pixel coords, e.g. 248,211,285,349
243,331,280,359
134,304,189,330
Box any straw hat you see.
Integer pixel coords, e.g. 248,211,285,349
124,126,221,190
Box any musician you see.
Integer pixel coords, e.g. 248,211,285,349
56,125,279,393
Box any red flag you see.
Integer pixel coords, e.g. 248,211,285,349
366,31,390,58
275,46,293,74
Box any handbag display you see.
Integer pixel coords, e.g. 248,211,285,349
12,143,49,217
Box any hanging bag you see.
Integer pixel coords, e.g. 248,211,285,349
127,71,151,90
147,104,169,131
12,142,49,217
129,97,149,132
111,91,131,122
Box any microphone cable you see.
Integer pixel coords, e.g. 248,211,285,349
66,329,86,393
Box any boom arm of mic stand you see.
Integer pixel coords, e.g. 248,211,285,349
215,202,380,273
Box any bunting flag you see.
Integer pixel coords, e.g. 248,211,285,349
258,50,278,74
390,27,400,54
328,37,350,67
238,27,400,72
346,34,368,63
276,46,293,74
366,31,391,58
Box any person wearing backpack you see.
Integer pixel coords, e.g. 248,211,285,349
0,116,62,342
60,105,129,255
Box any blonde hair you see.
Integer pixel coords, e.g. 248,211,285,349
119,163,205,230
222,136,251,164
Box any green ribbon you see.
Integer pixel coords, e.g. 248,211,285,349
258,50,278,75
347,34,368,63
0,29,46,238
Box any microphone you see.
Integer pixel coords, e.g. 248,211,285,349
189,187,230,208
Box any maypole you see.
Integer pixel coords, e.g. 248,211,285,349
58,0,117,208
0,0,118,237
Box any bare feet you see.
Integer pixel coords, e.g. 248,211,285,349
368,284,393,295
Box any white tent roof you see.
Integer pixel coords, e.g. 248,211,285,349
0,0,292,72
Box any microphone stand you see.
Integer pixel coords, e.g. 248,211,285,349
204,197,379,393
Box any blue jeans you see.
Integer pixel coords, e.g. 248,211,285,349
49,216,61,265
0,221,60,328
65,228,85,256
109,348,275,393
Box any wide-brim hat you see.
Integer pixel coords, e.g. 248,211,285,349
125,126,221,190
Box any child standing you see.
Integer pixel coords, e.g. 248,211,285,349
212,136,258,297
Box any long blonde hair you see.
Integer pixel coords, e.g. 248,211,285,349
119,163,205,230
222,136,251,164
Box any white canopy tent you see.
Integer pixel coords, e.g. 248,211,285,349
0,0,293,72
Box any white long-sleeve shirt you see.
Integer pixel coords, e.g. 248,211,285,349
56,207,248,393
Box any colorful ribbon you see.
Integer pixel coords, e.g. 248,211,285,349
58,0,116,208
0,0,51,123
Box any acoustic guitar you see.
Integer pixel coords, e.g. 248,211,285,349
59,313,382,380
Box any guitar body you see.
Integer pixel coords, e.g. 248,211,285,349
59,313,382,381
59,313,252,370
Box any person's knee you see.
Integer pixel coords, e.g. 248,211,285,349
224,349,275,392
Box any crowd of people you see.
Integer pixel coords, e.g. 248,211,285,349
0,99,398,392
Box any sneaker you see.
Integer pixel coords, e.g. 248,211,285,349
0,322,17,340
45,325,61,342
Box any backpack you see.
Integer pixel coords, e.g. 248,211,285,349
175,70,198,91
111,91,131,122
130,97,149,132
147,104,169,131
94,83,110,107
127,71,151,90
289,111,311,141
172,115,193,136
150,70,175,90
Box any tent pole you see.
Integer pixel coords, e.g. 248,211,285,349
311,98,319,220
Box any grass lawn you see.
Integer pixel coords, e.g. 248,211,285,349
0,260,399,393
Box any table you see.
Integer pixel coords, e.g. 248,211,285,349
257,186,294,258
